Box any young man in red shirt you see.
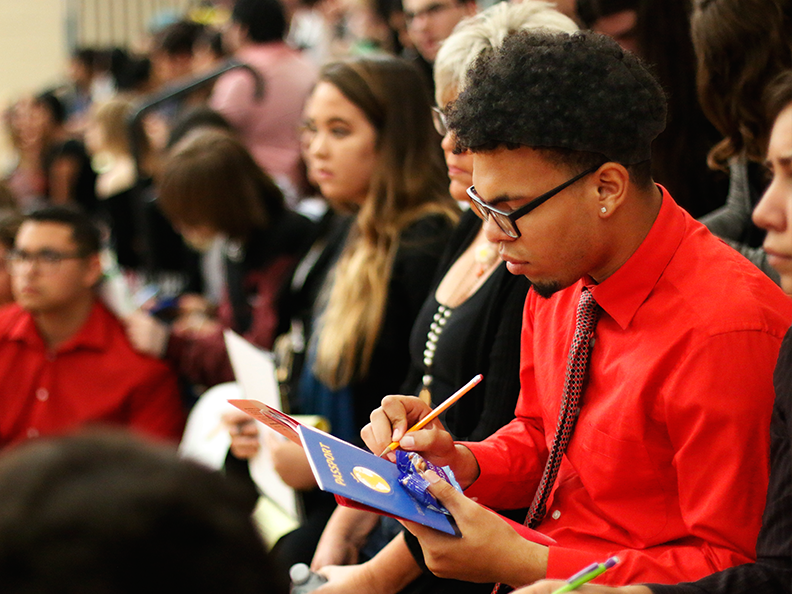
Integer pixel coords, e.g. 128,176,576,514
0,206,184,447
360,30,792,589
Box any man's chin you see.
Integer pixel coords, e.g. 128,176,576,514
530,281,563,299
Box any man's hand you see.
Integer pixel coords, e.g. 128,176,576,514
361,395,480,486
404,469,548,588
513,582,653,594
361,395,435,458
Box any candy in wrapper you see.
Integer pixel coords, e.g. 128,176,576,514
395,450,462,514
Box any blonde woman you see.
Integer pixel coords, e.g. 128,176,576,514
230,54,459,573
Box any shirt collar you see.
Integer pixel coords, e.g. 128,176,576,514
8,301,110,354
586,185,686,330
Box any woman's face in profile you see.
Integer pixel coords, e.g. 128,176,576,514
301,81,379,208
437,90,474,203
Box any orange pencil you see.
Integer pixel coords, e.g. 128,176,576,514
378,374,483,458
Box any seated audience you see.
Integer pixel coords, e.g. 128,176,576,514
515,66,792,594
210,0,318,202
360,29,791,589
0,206,185,448
125,129,318,390
311,4,577,594
226,54,458,575
0,429,287,594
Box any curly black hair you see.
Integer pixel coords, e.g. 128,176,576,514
447,29,667,168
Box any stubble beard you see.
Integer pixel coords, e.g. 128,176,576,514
531,280,563,299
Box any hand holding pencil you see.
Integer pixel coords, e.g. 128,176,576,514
361,375,484,486
378,374,483,457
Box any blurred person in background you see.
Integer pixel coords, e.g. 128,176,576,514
149,19,205,90
0,206,184,448
2,96,47,211
30,91,97,214
125,129,318,392
60,47,98,130
211,0,319,204
0,430,288,594
0,206,22,307
576,0,729,219
687,0,792,283
84,96,152,271
401,0,477,92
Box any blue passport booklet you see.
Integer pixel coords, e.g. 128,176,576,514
229,399,557,545
298,424,461,536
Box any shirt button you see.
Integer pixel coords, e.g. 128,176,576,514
36,388,49,402
27,428,39,438
551,510,561,520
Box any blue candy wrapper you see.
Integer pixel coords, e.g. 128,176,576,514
395,451,462,514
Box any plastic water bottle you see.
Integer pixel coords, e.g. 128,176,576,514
289,563,328,594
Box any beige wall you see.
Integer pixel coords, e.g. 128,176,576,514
0,0,67,102
0,0,198,169
0,0,68,169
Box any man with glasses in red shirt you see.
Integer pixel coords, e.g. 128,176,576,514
360,30,792,591
0,207,184,448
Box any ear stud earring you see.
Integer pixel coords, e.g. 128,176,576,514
601,207,607,213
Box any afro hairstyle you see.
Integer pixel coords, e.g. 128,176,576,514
447,29,667,166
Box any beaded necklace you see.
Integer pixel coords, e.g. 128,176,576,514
417,236,499,404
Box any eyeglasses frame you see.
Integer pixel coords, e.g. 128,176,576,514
466,163,602,238
5,249,89,275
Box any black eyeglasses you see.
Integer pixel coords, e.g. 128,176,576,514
466,164,601,238
5,249,87,275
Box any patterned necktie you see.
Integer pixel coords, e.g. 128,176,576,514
526,287,601,528
490,289,600,594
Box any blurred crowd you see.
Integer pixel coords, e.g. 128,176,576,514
0,0,790,592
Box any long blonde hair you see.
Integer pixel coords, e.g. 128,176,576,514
313,56,458,389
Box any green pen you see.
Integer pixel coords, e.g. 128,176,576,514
551,556,620,594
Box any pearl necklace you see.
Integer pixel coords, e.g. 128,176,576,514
418,303,453,404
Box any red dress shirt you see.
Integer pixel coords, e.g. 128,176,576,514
464,188,792,585
0,301,185,447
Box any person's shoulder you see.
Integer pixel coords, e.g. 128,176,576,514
665,221,791,335
247,209,320,263
95,304,178,377
401,211,457,241
244,42,315,70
